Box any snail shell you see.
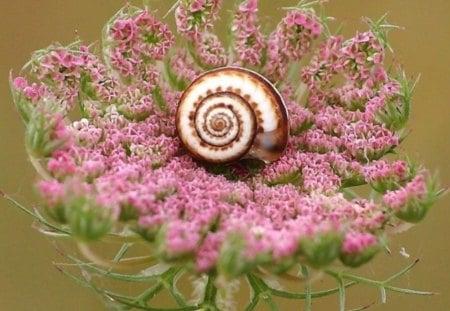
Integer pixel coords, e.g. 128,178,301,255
175,66,289,164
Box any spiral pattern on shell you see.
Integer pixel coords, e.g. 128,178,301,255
176,67,289,164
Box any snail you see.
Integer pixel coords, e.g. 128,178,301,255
175,66,289,164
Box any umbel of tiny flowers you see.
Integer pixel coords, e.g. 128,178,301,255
6,0,446,310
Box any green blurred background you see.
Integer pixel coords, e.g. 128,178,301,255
0,1,449,310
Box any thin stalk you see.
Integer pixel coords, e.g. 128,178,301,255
247,274,280,311
2,192,70,235
200,274,219,310
136,267,183,303
325,261,436,304
337,276,346,311
384,258,419,283
60,254,167,282
270,281,357,299
28,152,52,180
113,243,133,263
78,242,156,269
163,0,181,19
301,266,312,311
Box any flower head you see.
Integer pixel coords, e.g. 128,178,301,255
10,1,443,309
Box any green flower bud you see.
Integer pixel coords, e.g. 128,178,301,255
65,196,114,241
218,234,253,278
299,232,343,269
340,244,380,267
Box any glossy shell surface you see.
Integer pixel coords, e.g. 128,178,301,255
176,67,289,164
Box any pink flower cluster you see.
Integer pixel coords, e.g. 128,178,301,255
231,0,266,67
383,174,430,220
265,9,323,80
190,32,227,68
13,44,118,115
340,231,380,267
302,35,344,91
11,2,440,275
341,31,384,83
169,49,200,86
175,0,222,39
107,9,174,77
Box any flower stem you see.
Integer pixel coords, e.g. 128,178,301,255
200,274,219,310
301,265,312,311
77,242,157,269
325,260,436,304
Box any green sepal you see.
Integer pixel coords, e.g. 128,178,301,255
217,234,254,278
299,232,343,268
267,170,302,187
65,196,114,241
395,174,445,223
339,244,380,268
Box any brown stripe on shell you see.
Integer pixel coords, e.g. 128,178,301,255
194,92,250,148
